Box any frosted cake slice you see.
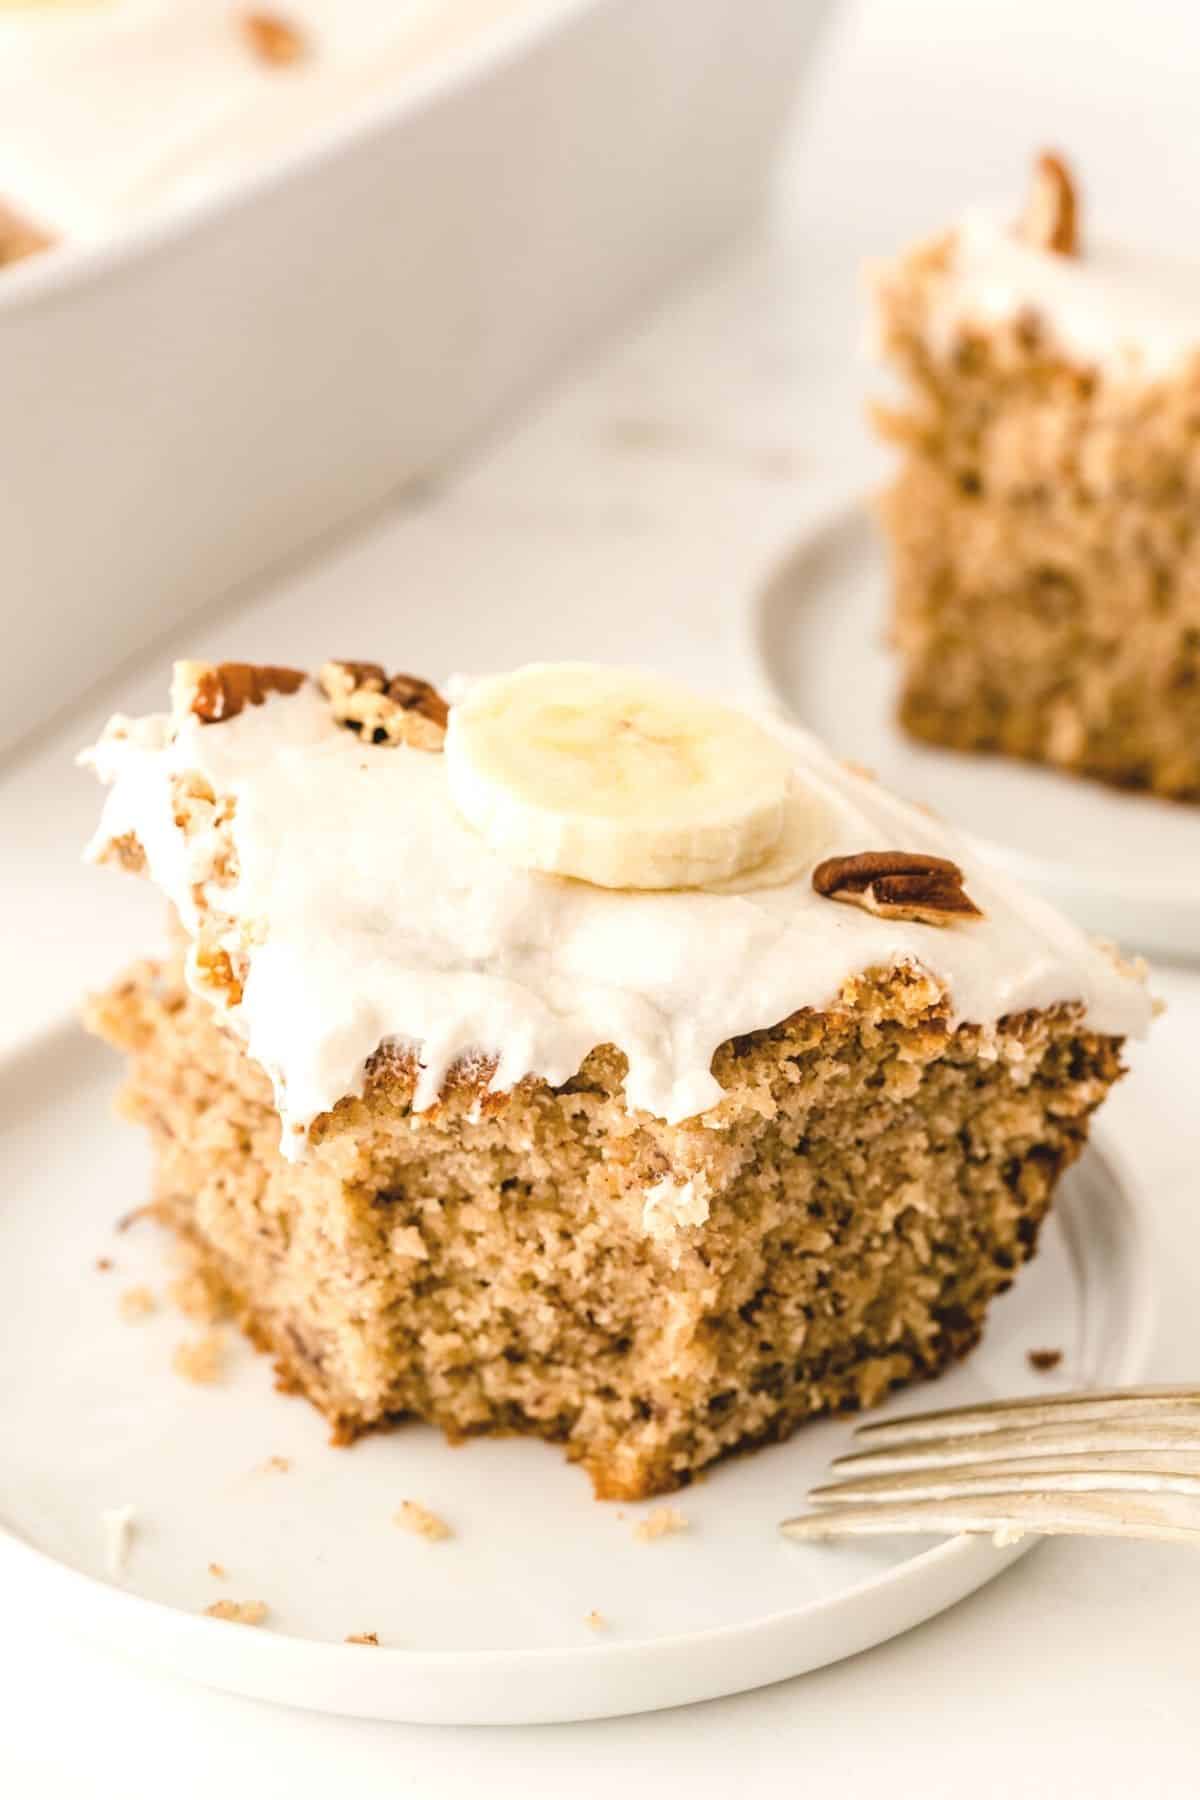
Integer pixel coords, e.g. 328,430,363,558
82,658,1150,1498
873,151,1200,801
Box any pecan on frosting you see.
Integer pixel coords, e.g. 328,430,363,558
812,851,983,927
173,661,306,724
1016,150,1079,258
319,660,448,750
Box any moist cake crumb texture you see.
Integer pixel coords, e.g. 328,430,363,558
82,659,1149,1499
873,152,1200,802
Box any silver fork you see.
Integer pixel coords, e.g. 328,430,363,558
781,1386,1200,1547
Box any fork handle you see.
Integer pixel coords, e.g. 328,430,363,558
782,1489,1200,1546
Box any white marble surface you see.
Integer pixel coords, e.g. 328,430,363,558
5,1,1200,1792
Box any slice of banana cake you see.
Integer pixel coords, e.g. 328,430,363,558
82,659,1150,1499
873,152,1200,801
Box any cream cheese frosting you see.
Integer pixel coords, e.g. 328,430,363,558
915,210,1200,380
1,0,540,243
82,681,1151,1156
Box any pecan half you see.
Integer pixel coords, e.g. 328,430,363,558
240,11,308,66
0,197,56,268
173,661,306,724
318,660,448,750
1017,150,1079,257
812,851,983,926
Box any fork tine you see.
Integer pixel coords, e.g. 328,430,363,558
851,1387,1200,1448
809,1457,1200,1506
831,1419,1200,1476
781,1488,1200,1546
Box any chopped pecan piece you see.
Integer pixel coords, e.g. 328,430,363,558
189,942,245,1007
1017,150,1079,257
0,198,56,268
319,660,448,750
812,851,983,926
173,661,306,724
240,11,308,66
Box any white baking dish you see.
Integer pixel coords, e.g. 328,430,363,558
0,0,832,753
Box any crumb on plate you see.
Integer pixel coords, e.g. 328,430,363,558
118,1285,156,1322
1027,1348,1063,1372
173,1331,226,1384
240,11,308,66
393,1500,452,1542
169,1267,232,1324
345,1631,380,1646
205,1598,267,1626
633,1507,689,1544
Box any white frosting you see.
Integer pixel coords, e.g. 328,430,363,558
920,210,1200,379
641,1178,711,1241
0,0,539,242
82,684,1150,1157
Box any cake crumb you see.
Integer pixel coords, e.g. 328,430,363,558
207,1562,227,1579
633,1507,689,1543
991,1525,1026,1549
1027,1348,1063,1373
118,1285,156,1322
585,1610,607,1632
101,1504,136,1578
0,197,56,267
394,1500,452,1542
205,1598,267,1626
169,1268,232,1324
260,1454,291,1474
173,1331,226,1384
96,1256,114,1273
241,11,308,65
345,1631,380,1646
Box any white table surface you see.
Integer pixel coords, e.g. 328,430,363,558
4,2,1200,1793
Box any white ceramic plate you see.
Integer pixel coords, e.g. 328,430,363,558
0,1023,1151,1725
746,504,1199,962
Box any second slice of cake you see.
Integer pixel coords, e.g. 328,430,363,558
83,659,1150,1498
873,152,1200,802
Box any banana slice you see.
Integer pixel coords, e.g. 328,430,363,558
444,664,797,890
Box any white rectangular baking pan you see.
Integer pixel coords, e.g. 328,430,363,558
0,0,832,753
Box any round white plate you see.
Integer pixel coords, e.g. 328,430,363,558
746,504,1200,962
0,1024,1151,1725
